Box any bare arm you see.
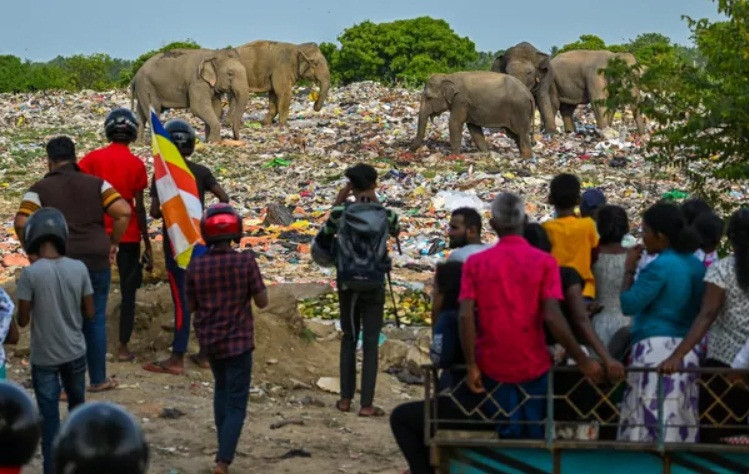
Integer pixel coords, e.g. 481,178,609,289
134,190,153,271
459,298,485,393
660,283,724,373
333,183,352,206
106,198,132,245
150,192,162,219
253,289,269,309
210,183,230,204
543,299,603,383
81,295,94,319
5,318,19,345
17,300,31,328
431,273,443,329
13,214,28,248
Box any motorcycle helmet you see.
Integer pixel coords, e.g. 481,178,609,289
0,381,42,467
164,119,196,157
23,207,69,256
53,402,149,474
104,108,138,144
201,203,242,244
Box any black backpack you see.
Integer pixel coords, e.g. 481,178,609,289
335,202,392,291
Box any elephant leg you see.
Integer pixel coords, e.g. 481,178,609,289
516,130,533,158
189,95,222,143
466,123,488,152
560,103,576,133
448,113,465,154
276,90,292,125
212,96,224,124
633,106,646,135
591,76,610,129
262,91,278,126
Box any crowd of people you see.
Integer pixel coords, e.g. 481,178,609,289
0,106,748,473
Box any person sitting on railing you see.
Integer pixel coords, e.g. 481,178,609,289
661,208,749,444
390,193,602,474
429,260,466,390
618,202,704,443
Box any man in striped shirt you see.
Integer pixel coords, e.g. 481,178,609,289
14,136,131,393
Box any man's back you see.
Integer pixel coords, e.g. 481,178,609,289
15,257,91,366
79,144,147,243
460,235,562,383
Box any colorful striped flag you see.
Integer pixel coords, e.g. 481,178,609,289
150,109,204,269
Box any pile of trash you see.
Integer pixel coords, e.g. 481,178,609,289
298,288,432,326
1,82,747,292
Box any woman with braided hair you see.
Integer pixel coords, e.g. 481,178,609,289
661,208,749,443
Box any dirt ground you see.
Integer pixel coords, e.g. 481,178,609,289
4,282,422,473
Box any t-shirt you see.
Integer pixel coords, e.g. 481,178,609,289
15,257,93,366
0,288,14,368
79,143,148,243
704,256,749,365
447,243,493,263
543,216,599,298
17,163,122,271
150,160,218,246
459,235,562,383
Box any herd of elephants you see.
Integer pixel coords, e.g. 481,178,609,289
132,40,645,157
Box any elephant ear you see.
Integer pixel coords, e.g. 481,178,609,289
297,51,316,75
493,54,506,72
440,80,458,105
199,58,218,88
535,52,551,75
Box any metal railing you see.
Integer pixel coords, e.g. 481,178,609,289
423,365,749,451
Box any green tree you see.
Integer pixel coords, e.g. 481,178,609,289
119,39,201,86
555,34,609,55
333,17,477,85
602,1,749,209
0,55,27,92
61,53,116,90
466,50,505,70
319,41,341,85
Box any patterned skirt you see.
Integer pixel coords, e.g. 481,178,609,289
617,336,700,442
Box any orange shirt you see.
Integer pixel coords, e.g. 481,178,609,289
542,216,599,298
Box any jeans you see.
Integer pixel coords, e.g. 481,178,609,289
117,242,143,345
164,243,190,354
84,268,110,385
32,356,86,474
338,287,385,407
209,350,253,464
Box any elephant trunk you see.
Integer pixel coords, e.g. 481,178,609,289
313,75,330,111
411,100,430,150
229,88,250,140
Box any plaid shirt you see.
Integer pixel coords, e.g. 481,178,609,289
186,247,266,359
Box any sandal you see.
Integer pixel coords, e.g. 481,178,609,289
88,377,118,393
117,353,136,362
358,406,386,417
143,361,184,375
335,399,351,413
189,354,210,369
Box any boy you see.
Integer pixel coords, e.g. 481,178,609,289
543,173,599,299
79,108,152,362
187,203,267,474
15,208,93,474
316,164,399,417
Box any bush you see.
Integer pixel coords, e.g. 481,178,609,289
119,39,201,86
328,17,478,85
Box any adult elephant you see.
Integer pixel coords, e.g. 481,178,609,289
493,43,645,134
131,48,249,142
233,41,330,125
410,71,534,158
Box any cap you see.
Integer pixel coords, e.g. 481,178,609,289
581,188,606,215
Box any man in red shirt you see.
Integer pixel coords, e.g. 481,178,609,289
79,108,152,362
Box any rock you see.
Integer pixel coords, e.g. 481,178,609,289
267,358,279,365
315,376,340,394
304,320,336,339
287,378,312,390
159,407,186,419
298,396,326,407
405,345,431,376
379,339,409,369
264,203,294,226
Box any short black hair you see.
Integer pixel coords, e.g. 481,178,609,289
344,164,378,191
435,261,463,308
681,198,712,225
46,136,76,162
549,173,581,209
452,207,482,233
693,211,724,250
643,202,700,254
523,223,551,252
596,205,629,245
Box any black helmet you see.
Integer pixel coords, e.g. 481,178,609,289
164,119,196,157
0,381,42,468
201,203,242,244
53,402,149,474
104,108,138,144
23,207,69,256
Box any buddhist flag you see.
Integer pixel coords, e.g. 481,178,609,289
150,109,204,269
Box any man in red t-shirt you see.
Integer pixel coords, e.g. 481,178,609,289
79,108,152,362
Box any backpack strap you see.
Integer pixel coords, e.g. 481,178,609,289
387,271,401,328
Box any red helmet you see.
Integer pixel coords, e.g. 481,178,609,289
201,203,242,244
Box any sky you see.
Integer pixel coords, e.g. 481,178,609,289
2,0,725,61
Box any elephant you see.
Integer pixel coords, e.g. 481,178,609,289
131,48,249,142
410,71,534,158
493,43,645,134
233,40,330,125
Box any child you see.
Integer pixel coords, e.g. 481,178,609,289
430,261,465,389
692,211,724,268
15,208,93,474
543,173,599,299
0,287,19,379
186,203,268,474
